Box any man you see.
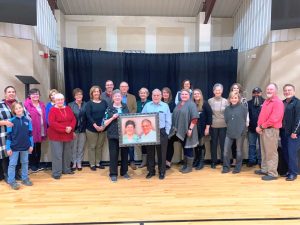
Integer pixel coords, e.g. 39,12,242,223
101,80,114,105
247,87,264,167
142,89,171,180
255,83,284,181
119,81,137,170
280,84,300,181
140,119,157,142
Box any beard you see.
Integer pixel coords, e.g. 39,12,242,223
253,96,262,106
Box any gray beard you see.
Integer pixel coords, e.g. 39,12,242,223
253,96,260,106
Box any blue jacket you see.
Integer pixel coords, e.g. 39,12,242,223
6,116,34,152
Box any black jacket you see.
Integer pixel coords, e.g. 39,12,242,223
196,101,212,139
248,97,264,132
282,96,300,135
104,103,129,139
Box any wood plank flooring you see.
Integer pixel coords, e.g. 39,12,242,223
0,164,300,225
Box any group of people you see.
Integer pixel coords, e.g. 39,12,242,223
0,79,299,189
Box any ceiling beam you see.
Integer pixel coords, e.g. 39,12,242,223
203,0,216,24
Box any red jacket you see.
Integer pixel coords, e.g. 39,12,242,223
47,106,76,142
257,96,284,129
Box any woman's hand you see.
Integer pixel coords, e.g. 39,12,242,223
5,120,13,127
204,127,210,136
112,113,119,119
6,150,12,156
187,129,192,137
65,126,72,133
28,147,33,153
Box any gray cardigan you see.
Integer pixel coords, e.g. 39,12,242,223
224,103,248,139
169,100,199,148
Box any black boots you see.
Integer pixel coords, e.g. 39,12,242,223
193,145,206,170
181,156,194,173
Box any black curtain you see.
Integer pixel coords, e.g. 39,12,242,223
64,48,237,103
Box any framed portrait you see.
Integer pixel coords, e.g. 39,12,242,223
118,113,160,147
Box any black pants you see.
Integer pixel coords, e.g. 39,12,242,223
146,128,168,174
0,157,8,180
29,142,41,169
166,134,188,162
210,127,226,164
108,138,128,177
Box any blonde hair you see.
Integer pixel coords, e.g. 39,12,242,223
228,91,241,103
193,89,204,111
11,102,23,115
89,85,102,100
48,89,58,101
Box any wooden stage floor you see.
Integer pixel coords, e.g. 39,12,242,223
1,164,300,225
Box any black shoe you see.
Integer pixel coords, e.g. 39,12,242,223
77,167,82,171
211,163,216,169
286,174,297,181
261,175,277,181
254,170,267,176
159,173,165,180
146,172,155,179
71,167,76,171
90,166,96,171
52,175,61,180
232,170,240,174
221,168,230,173
247,162,256,167
166,165,171,170
63,171,75,175
97,165,105,169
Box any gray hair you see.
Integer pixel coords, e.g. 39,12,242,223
213,83,224,91
112,89,122,96
152,89,162,95
54,93,64,100
139,87,149,95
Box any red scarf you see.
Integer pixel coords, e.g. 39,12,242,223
4,99,16,109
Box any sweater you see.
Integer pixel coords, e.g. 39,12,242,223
137,99,150,113
6,116,34,152
47,106,76,142
248,96,264,132
85,100,107,133
282,96,300,135
24,98,47,143
196,101,213,139
208,97,228,128
224,103,248,139
169,100,199,148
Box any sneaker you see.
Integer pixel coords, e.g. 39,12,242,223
22,179,33,186
221,168,230,173
52,175,61,180
261,175,277,181
10,182,20,190
110,176,117,183
232,170,240,174
122,173,131,180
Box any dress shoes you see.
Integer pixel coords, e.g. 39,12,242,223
159,173,165,180
254,169,267,176
286,174,297,181
90,166,97,171
62,171,75,175
211,163,216,169
77,167,82,171
146,172,155,179
261,175,277,181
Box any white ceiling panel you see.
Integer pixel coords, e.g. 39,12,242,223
211,0,242,18
57,0,204,17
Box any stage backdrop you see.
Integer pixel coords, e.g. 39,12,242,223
64,48,237,103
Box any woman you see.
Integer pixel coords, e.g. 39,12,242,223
48,93,76,179
162,87,176,113
45,89,59,124
68,88,87,171
104,89,130,182
193,89,212,170
24,88,47,172
136,87,150,168
175,79,193,105
229,83,249,167
85,86,107,171
0,86,19,182
167,89,199,173
222,91,247,174
208,83,229,169
122,120,139,144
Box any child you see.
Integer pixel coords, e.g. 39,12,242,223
6,102,34,190
222,92,247,174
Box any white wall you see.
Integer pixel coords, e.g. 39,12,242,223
64,15,196,53
211,18,233,51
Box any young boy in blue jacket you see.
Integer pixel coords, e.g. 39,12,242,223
6,102,34,190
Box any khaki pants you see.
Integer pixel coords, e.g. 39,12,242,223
86,130,106,166
260,128,279,177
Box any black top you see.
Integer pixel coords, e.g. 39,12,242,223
104,103,129,139
68,101,87,133
196,101,212,139
248,96,264,132
85,100,108,132
282,96,300,135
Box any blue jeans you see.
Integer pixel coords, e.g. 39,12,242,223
8,151,29,184
248,131,261,164
128,147,135,162
223,136,244,171
287,136,300,176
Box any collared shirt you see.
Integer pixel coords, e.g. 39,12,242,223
142,101,171,134
257,95,284,129
122,95,127,104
